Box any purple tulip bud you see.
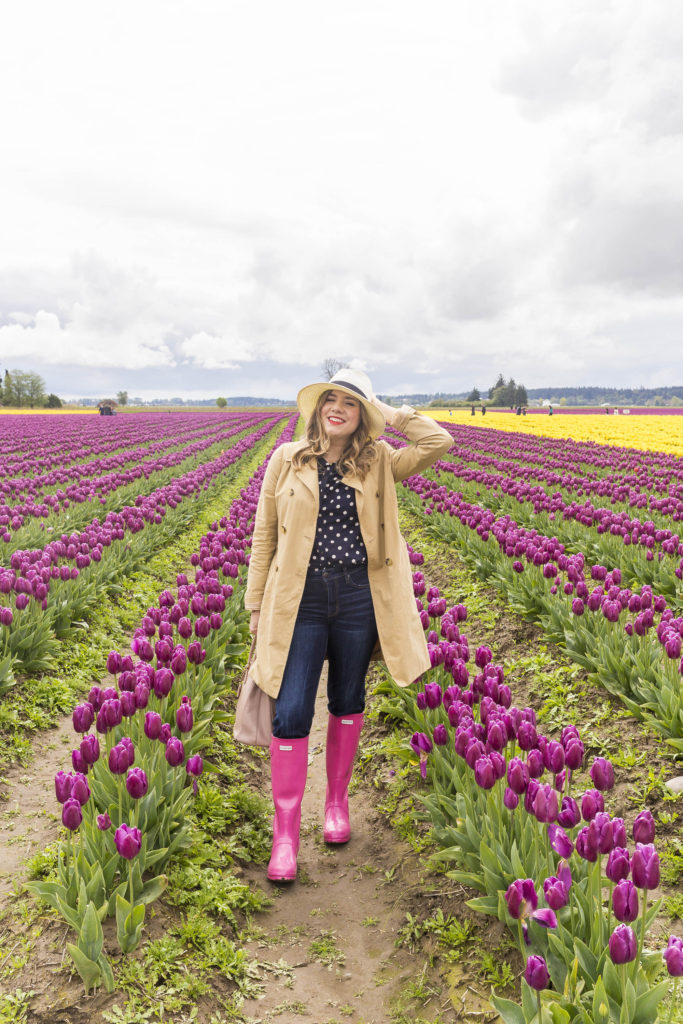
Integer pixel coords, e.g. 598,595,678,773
609,924,637,964
115,822,142,859
526,748,545,779
564,737,585,770
558,796,581,829
631,843,660,890
663,935,683,977
134,682,150,709
72,703,94,733
590,757,615,791
126,766,149,800
176,696,193,733
62,797,83,831
612,880,639,923
544,740,565,774
109,743,129,775
612,817,627,849
576,825,599,863
504,787,519,810
160,722,172,743
97,812,111,830
593,811,615,854
165,736,185,767
424,682,442,709
507,756,529,794
186,754,203,777
70,772,90,805
606,846,630,883
71,749,88,774
633,809,655,844
433,723,448,746
119,691,137,717
187,641,206,665
144,711,162,740
543,877,569,911
524,955,549,991
55,770,74,804
106,651,123,675
153,667,174,699
517,720,538,751
474,755,496,790
171,649,187,675
581,789,604,821
415,691,427,710
533,784,559,824
475,645,492,669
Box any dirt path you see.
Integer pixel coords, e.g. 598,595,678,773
0,714,74,900
238,674,496,1024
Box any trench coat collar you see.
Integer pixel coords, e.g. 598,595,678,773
285,441,364,496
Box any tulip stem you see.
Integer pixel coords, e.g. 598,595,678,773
518,918,527,963
128,861,134,907
634,888,648,984
536,990,542,1024
666,977,678,1024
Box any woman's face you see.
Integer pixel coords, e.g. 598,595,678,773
320,389,361,443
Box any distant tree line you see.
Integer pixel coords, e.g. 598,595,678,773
0,369,61,408
526,386,683,407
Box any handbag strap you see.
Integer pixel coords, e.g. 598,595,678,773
240,637,257,685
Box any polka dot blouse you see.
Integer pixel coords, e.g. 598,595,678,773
309,457,368,571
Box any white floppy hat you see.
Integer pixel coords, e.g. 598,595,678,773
296,368,386,439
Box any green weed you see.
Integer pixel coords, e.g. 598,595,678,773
308,930,345,968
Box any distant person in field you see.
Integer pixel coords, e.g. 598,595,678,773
245,369,451,882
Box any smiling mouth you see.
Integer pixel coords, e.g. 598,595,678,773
328,416,345,424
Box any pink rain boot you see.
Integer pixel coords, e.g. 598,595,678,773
324,713,363,843
267,736,309,881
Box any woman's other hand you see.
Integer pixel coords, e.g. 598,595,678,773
250,610,260,635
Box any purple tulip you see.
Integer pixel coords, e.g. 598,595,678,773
186,754,203,777
504,787,519,809
126,767,149,799
187,641,206,665
581,789,604,821
533,784,558,823
548,823,573,858
558,796,581,829
544,740,565,774
505,878,537,919
120,691,137,717
543,876,569,911
507,757,529,795
144,711,162,740
415,691,427,710
524,955,549,991
70,772,90,805
109,743,129,775
71,749,88,774
606,846,630,883
410,732,433,755
171,648,187,675
165,736,185,767
106,651,123,675
97,812,111,831
134,682,150,709
153,668,174,699
663,935,683,977
564,737,585,770
633,809,655,844
115,822,142,859
160,722,172,743
526,748,545,779
433,723,448,746
55,770,74,804
609,924,637,964
62,797,83,831
175,695,194,733
517,720,538,751
474,755,496,790
593,812,615,855
576,825,599,863
72,703,94,734
424,682,442,709
612,880,639,923
590,757,615,791
631,843,660,890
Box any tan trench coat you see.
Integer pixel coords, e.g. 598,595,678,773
244,406,452,697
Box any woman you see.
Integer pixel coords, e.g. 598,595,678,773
245,368,451,881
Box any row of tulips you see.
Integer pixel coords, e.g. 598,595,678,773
0,416,285,685
377,540,680,1024
397,472,683,755
26,414,298,993
1,412,257,536
434,421,683,518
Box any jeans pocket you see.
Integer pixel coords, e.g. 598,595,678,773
345,566,370,590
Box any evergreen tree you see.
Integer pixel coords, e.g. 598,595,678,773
466,387,481,402
489,373,506,398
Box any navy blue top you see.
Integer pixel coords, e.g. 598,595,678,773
309,458,368,571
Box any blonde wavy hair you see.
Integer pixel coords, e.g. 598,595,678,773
292,391,380,480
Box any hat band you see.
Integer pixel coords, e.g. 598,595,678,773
330,380,366,400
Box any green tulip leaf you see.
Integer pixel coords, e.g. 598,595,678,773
66,942,102,994
632,981,670,1024
490,994,526,1024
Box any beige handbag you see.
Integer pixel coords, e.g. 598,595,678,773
233,641,275,748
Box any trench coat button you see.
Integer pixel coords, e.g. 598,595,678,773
375,491,380,498
282,526,287,533
385,557,392,566
380,523,384,529
289,488,294,495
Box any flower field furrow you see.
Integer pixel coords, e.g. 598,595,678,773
0,416,287,680
26,415,298,992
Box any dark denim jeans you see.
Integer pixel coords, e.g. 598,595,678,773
272,565,378,738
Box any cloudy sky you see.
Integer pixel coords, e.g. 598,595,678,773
1,0,682,401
